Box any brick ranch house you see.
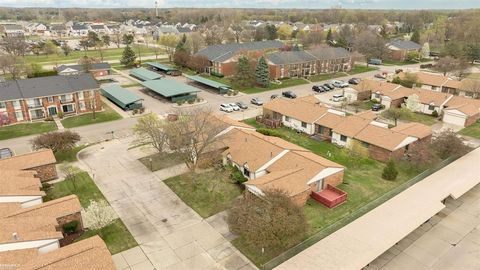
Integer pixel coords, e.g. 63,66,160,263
0,149,57,182
221,127,344,206
266,47,354,79
194,40,285,76
386,40,422,61
262,96,432,162
0,74,101,126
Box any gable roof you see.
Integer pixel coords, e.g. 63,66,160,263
140,78,200,97
263,96,329,123
17,236,115,270
3,195,81,220
195,40,284,62
57,62,110,73
409,89,452,106
388,40,421,50
0,216,62,244
306,47,352,60
354,80,400,93
391,122,432,139
444,96,480,116
0,74,98,101
0,149,56,171
355,124,414,151
267,50,317,65
332,115,373,138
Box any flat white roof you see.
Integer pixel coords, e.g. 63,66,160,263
276,147,480,270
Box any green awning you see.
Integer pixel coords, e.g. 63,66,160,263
140,78,200,98
101,84,143,109
185,75,231,92
145,62,178,72
129,67,163,81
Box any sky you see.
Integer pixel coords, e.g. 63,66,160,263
1,0,480,9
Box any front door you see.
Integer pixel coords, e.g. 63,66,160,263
48,107,57,116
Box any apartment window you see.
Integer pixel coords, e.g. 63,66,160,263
12,100,21,109
79,101,86,110
301,122,307,128
28,98,42,108
0,101,5,109
340,135,347,142
60,94,73,102
47,97,54,102
428,104,435,111
285,116,290,122
15,111,23,121
62,104,74,113
78,92,84,100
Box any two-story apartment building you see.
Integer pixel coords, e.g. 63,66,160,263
0,74,101,126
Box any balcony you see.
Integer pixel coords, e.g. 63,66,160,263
311,184,347,208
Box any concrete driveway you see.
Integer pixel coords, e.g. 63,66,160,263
78,138,256,270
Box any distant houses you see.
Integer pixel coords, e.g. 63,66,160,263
386,40,422,61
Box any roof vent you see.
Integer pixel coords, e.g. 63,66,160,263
12,232,19,241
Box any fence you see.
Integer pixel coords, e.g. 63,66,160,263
261,155,460,270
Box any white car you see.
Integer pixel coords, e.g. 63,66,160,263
229,103,240,111
220,103,233,112
332,94,345,102
331,80,349,88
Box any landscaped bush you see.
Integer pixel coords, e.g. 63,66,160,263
256,128,286,139
62,220,79,234
45,116,54,121
382,160,398,180
187,99,195,104
58,111,64,119
229,165,247,184
28,70,57,78
211,71,224,78
431,110,439,117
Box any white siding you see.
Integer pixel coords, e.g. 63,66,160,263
0,239,59,252
331,132,351,147
282,116,315,135
443,110,467,127
0,195,43,207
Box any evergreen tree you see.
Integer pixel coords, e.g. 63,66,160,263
255,56,270,87
176,34,187,51
326,29,333,42
265,25,278,40
410,30,420,44
232,56,254,88
382,160,398,181
120,45,137,67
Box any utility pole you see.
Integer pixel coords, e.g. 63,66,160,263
155,1,159,18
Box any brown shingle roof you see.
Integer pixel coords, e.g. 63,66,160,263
263,96,329,123
0,149,56,171
0,173,45,196
391,122,432,139
356,80,401,94
355,124,411,151
0,249,38,266
410,89,452,106
18,236,115,270
314,112,345,129
0,216,62,244
332,115,373,137
444,96,480,116
399,72,450,87
4,195,81,220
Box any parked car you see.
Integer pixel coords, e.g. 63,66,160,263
282,91,297,99
312,85,326,92
220,103,233,112
331,80,349,88
348,78,360,85
332,94,344,102
371,103,383,111
250,97,263,106
270,94,279,100
0,148,13,159
236,101,248,110
323,83,334,90
375,73,387,79
368,58,383,65
229,103,240,111
420,63,433,69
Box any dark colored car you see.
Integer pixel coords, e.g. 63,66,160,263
0,148,13,159
312,85,325,92
270,94,279,100
371,103,383,111
236,101,248,110
348,78,360,85
324,83,334,90
282,91,297,99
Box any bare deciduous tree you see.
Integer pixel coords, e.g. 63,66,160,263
31,131,81,153
133,113,169,153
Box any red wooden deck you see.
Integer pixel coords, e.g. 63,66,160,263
311,185,347,208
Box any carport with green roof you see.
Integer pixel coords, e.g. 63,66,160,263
145,62,180,75
101,85,143,110
140,78,200,102
129,67,163,81
185,75,231,94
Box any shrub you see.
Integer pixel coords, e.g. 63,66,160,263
233,90,239,95
256,128,285,139
176,100,183,106
431,110,439,117
431,129,470,159
187,99,195,104
382,160,398,180
31,130,81,153
62,220,79,234
45,116,54,121
82,200,117,230
229,165,247,184
58,111,64,119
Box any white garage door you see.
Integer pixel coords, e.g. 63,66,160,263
443,112,466,127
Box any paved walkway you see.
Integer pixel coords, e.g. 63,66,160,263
54,117,65,130
78,138,256,270
366,183,480,270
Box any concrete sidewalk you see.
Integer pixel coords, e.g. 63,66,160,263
78,138,256,270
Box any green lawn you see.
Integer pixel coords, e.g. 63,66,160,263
25,45,162,65
348,65,379,75
139,152,184,171
200,74,309,94
0,122,57,140
382,58,431,66
399,111,438,126
43,171,138,254
54,145,88,163
164,169,243,218
75,219,138,254
240,118,425,266
61,105,122,128
459,122,480,139
308,72,346,83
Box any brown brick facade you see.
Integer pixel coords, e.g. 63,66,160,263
56,211,84,232
368,144,405,162
465,113,480,127
29,164,58,182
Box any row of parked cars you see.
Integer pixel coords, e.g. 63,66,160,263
312,78,361,93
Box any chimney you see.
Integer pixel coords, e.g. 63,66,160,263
12,232,19,241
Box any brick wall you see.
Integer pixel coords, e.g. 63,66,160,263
56,211,84,232
324,171,344,187
368,145,404,162
465,113,480,127
29,164,58,182
220,62,237,77
390,50,406,61
290,189,311,206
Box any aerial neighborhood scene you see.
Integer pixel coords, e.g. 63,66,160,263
1,0,480,269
